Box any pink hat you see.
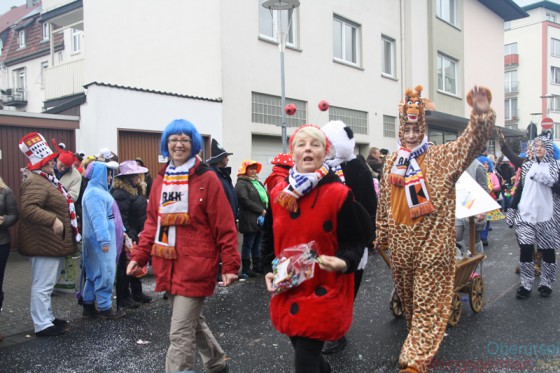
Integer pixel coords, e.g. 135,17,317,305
19,132,57,171
271,153,294,167
116,160,148,177
237,160,262,176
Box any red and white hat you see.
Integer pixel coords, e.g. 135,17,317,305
19,132,57,171
271,153,294,167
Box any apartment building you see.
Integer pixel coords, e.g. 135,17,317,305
505,0,560,145
1,0,527,181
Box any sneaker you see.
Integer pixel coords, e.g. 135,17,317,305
119,298,141,309
82,303,98,319
131,293,152,304
322,336,347,354
516,286,531,300
36,325,65,337
52,318,68,327
538,286,552,297
482,239,489,247
98,308,125,320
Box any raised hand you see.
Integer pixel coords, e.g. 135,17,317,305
496,127,506,146
467,86,492,114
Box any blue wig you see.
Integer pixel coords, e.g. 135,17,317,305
476,155,494,172
160,119,203,159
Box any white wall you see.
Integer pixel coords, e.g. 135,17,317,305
78,84,223,156
82,0,223,100
463,0,505,122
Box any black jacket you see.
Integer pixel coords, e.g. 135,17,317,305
209,165,238,220
111,178,147,242
235,176,267,233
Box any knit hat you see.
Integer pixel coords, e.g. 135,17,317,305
117,160,148,177
271,153,294,167
237,160,262,176
19,132,58,171
206,139,233,164
52,139,76,168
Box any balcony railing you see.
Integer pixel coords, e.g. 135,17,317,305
44,58,84,101
1,88,27,107
504,54,519,66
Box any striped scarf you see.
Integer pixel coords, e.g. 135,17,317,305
152,157,195,259
388,136,434,218
275,164,329,212
33,170,81,242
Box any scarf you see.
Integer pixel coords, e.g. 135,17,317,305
33,170,82,242
250,180,269,208
152,158,196,259
388,136,434,218
325,156,355,185
275,164,329,212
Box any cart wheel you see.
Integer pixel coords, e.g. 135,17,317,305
390,289,404,318
469,275,485,313
448,293,462,326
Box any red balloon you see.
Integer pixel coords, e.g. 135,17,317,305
285,104,296,116
318,100,329,111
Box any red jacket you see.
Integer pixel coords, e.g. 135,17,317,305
132,158,240,298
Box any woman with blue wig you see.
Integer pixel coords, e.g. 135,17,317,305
128,119,240,372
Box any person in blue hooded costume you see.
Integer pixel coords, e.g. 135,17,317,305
81,161,125,319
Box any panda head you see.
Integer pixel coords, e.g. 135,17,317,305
321,120,355,162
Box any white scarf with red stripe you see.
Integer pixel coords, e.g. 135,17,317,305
152,157,196,259
33,170,81,242
388,136,434,218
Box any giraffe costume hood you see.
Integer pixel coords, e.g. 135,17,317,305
377,86,495,373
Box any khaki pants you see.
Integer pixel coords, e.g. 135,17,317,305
165,294,226,373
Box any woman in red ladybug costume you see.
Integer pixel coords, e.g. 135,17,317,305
262,124,372,373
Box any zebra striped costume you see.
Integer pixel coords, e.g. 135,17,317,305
507,133,560,293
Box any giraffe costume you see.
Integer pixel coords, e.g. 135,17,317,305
376,86,495,373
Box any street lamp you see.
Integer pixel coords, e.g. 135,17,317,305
262,0,300,153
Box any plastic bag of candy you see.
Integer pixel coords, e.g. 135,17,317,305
271,241,318,296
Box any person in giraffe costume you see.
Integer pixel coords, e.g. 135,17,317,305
375,85,495,373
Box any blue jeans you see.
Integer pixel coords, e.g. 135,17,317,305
241,231,262,260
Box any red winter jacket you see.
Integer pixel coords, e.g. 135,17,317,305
132,158,240,298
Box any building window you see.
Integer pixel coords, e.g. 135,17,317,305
71,28,82,53
487,139,495,154
551,96,560,112
553,39,560,57
382,35,396,78
546,13,557,23
258,0,298,48
329,106,368,135
505,98,518,120
251,92,307,127
504,43,518,55
18,30,25,48
333,15,361,66
555,123,560,140
505,71,518,93
552,66,560,84
42,22,50,40
436,0,457,27
437,53,457,95
40,61,48,88
383,115,396,138
504,21,511,30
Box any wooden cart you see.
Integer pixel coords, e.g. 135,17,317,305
379,216,485,326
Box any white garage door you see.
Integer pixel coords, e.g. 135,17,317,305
252,134,285,181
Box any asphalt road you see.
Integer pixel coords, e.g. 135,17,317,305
1,219,559,373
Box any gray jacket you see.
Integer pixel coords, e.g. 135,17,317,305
0,185,19,245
